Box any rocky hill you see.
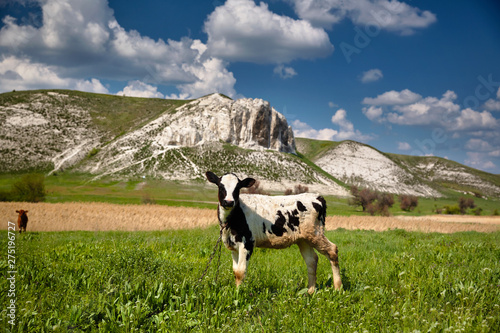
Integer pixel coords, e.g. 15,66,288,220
0,90,348,196
296,138,500,197
2,90,499,198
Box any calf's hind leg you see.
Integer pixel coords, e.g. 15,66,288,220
312,236,342,290
298,240,319,294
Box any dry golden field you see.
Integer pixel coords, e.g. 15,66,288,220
2,201,499,233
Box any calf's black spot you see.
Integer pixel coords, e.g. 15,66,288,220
224,203,254,258
313,196,327,226
271,210,287,236
286,210,300,231
297,201,307,212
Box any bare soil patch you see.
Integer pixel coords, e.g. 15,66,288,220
2,202,499,233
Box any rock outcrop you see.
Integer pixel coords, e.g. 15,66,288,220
314,141,441,197
153,94,296,153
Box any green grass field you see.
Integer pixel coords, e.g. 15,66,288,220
2,173,499,216
1,228,499,332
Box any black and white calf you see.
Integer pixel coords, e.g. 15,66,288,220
206,171,342,293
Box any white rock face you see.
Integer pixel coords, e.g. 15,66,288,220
412,160,500,196
81,94,297,176
0,93,100,173
155,94,295,152
315,141,440,196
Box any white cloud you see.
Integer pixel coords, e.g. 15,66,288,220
362,105,383,121
363,89,499,131
168,57,236,99
292,119,339,141
331,109,354,132
0,0,237,99
484,88,500,111
292,109,374,142
287,0,437,34
328,101,338,108
465,152,496,170
0,55,108,93
360,68,383,83
204,0,333,63
484,98,500,111
362,89,422,105
117,81,164,99
274,65,298,79
454,108,497,131
398,142,411,150
465,138,493,152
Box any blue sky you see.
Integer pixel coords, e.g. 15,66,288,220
1,0,500,173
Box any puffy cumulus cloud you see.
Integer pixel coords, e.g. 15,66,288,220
292,119,339,141
465,139,493,152
484,88,500,111
360,68,383,83
288,0,437,34
454,108,497,131
465,152,496,170
484,99,500,111
362,89,422,105
363,89,499,132
0,0,237,99
362,105,383,121
292,109,374,142
0,55,108,93
274,65,298,79
398,142,411,150
167,57,236,100
204,0,333,63
117,81,165,99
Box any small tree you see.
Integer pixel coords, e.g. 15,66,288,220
11,173,46,202
399,195,419,211
285,184,309,195
377,193,395,216
458,197,475,214
349,186,377,212
243,180,270,195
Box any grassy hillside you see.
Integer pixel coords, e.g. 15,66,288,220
296,137,500,198
0,89,190,142
3,229,499,332
388,153,500,194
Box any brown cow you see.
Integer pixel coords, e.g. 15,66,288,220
16,210,28,233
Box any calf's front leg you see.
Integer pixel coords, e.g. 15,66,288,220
232,242,251,287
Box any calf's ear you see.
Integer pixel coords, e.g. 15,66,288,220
240,178,256,188
25,211,28,213
16,210,19,213
206,171,220,185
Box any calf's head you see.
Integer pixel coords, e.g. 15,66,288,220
206,171,255,209
16,210,28,217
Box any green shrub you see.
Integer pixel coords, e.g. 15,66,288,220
87,147,100,158
399,195,419,211
443,205,460,215
458,197,475,214
11,173,46,202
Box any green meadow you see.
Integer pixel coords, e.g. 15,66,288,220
1,228,499,332
1,173,499,216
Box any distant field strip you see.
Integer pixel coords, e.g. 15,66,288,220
1,202,215,231
327,215,500,233
1,202,499,232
